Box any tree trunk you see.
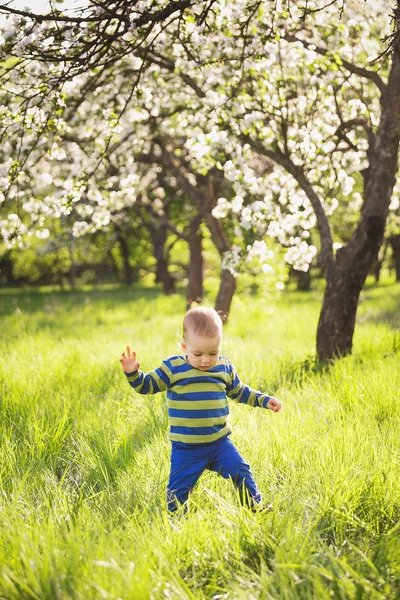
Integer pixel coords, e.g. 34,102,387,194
116,231,133,286
151,229,175,295
145,214,175,295
186,216,203,306
0,250,15,285
390,234,400,281
370,238,388,282
200,176,237,322
316,243,378,361
317,43,400,362
215,268,236,322
155,255,175,295
294,268,311,291
68,235,76,288
205,214,237,323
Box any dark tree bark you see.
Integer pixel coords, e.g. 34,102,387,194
68,234,76,288
0,250,15,285
149,223,175,295
292,268,312,291
214,269,236,322
135,196,176,296
186,215,204,306
370,240,387,282
390,234,400,281
155,253,175,295
116,231,134,286
316,44,400,361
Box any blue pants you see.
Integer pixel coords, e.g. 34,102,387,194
167,435,262,512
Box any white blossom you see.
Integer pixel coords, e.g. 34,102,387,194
221,246,241,276
35,228,50,239
72,221,91,237
284,242,317,272
212,197,231,219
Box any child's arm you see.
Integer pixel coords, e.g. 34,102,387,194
120,346,171,394
226,363,281,412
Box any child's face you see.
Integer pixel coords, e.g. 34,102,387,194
182,331,221,371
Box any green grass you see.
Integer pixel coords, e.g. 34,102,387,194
0,280,400,599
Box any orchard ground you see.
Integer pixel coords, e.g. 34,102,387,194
0,278,399,599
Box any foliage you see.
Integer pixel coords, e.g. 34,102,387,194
0,221,154,286
0,0,397,277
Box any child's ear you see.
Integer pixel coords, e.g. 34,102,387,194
181,341,186,353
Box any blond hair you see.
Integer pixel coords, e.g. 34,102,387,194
183,307,223,339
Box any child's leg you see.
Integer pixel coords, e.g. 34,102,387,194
167,443,209,512
208,436,262,507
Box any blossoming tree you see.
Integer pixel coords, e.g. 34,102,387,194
169,0,400,360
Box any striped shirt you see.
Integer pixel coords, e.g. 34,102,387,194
125,355,271,444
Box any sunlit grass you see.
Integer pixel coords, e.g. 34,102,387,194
0,280,399,598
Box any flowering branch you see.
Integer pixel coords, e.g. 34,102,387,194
241,134,335,275
283,32,387,95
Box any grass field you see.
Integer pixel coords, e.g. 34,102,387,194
0,280,400,599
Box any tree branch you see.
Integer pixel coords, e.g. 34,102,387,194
283,32,387,96
0,0,193,26
144,50,206,98
242,134,335,274
157,139,231,256
335,117,375,150
0,4,110,23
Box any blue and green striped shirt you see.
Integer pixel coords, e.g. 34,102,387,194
125,355,271,444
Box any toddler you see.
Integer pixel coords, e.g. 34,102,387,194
120,306,281,512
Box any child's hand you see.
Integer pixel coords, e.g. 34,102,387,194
266,397,281,413
120,346,141,373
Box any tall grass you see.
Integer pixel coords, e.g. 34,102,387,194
0,280,399,599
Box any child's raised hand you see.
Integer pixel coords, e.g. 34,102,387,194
120,346,141,373
266,397,282,413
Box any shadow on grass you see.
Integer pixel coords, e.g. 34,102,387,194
315,492,400,549
358,310,400,330
0,391,166,515
357,281,400,330
0,285,185,318
269,331,400,393
64,406,167,494
266,355,326,392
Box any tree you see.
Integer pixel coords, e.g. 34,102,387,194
0,0,357,203
177,0,400,360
